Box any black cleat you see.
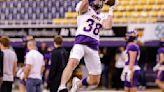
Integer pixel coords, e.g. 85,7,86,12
58,88,68,92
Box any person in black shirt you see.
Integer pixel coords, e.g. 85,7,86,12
48,36,68,92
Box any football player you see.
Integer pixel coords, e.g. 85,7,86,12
156,38,164,91
121,31,141,92
58,0,117,92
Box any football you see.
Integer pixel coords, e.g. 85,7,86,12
104,0,116,6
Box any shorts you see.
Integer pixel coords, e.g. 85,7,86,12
124,70,140,88
156,70,164,81
69,44,101,75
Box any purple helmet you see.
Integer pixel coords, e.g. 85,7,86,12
89,0,104,10
126,31,138,42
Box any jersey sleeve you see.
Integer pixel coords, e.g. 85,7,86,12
128,44,139,51
99,13,109,23
75,1,82,12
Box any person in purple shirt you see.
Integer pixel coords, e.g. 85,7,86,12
156,38,164,91
121,31,140,92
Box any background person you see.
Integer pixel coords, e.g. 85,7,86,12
23,39,45,92
0,37,17,92
48,36,68,92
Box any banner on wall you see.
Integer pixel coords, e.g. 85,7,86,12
128,23,164,42
0,26,127,38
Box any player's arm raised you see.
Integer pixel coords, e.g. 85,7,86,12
76,0,89,15
102,14,112,30
102,0,118,29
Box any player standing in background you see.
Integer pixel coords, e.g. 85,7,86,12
155,38,164,91
58,0,117,92
121,31,141,92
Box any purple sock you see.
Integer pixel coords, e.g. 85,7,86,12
82,78,88,86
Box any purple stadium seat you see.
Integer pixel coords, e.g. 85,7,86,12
16,14,21,20
28,14,33,20
0,14,5,20
43,13,48,19
12,14,17,20
9,8,14,14
20,14,25,19
32,14,36,20
40,8,44,13
36,14,40,19
32,1,37,8
44,8,48,14
0,0,80,21
5,14,10,20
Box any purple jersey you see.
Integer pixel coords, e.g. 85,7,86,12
157,47,164,65
125,43,140,65
74,35,99,50
156,47,164,81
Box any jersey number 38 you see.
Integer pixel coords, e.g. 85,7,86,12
84,19,102,35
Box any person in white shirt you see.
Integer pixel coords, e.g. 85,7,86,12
23,39,45,92
0,37,17,92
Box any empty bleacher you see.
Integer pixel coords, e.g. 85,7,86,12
0,0,163,26
61,0,163,24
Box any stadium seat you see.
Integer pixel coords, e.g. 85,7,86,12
148,0,156,4
140,11,149,17
130,11,140,17
126,5,135,11
157,0,163,4
114,12,123,17
101,5,109,12
147,17,157,23
67,19,77,24
0,0,161,24
129,18,138,23
139,0,147,5
113,18,120,24
159,11,164,17
124,12,131,17
120,0,130,5
116,6,126,11
135,5,144,11
52,18,61,24
65,12,78,18
130,0,138,5
149,11,158,17
152,5,162,10
52,18,77,25
138,18,147,23
120,18,128,23
144,5,153,10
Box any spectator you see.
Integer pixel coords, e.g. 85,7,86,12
155,38,164,91
23,39,45,92
0,37,17,92
101,48,110,89
137,41,147,90
48,36,68,92
38,42,48,55
17,35,34,92
0,48,3,90
113,47,125,90
38,42,49,87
